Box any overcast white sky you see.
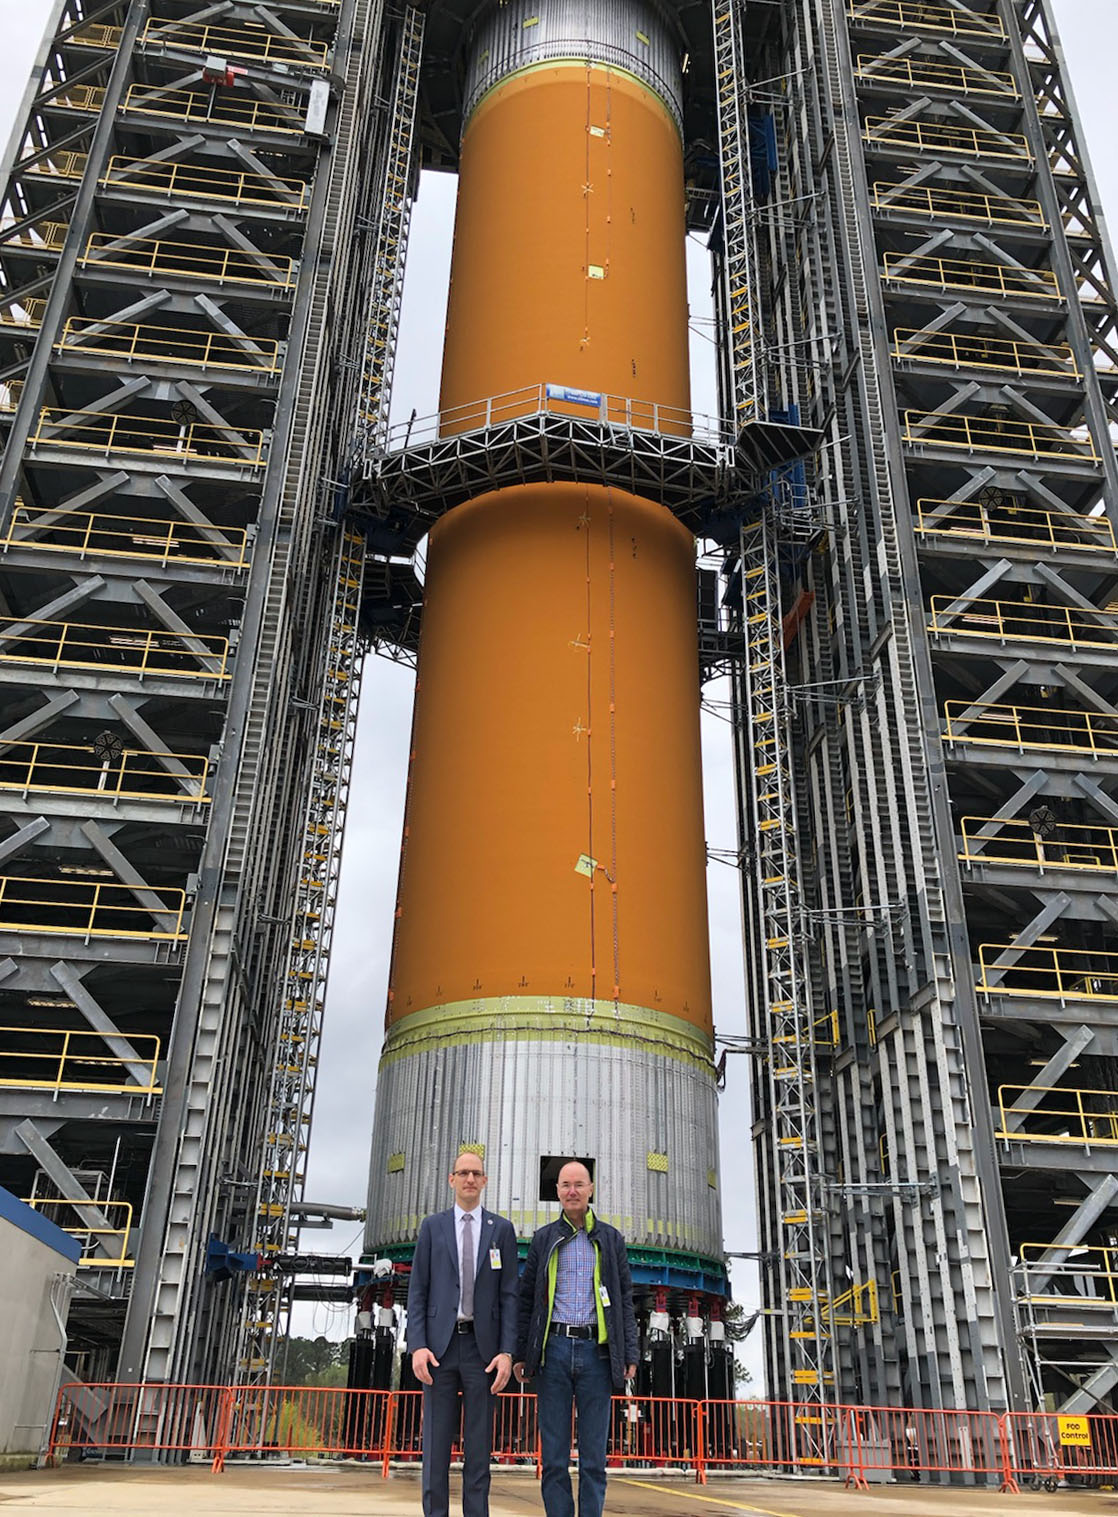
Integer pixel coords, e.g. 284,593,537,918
1,0,1115,1370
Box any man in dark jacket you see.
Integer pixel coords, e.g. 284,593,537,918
409,1151,519,1517
513,1161,637,1517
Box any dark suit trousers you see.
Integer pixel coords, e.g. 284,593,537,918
422,1329,494,1517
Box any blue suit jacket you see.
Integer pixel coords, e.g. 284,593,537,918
408,1206,519,1364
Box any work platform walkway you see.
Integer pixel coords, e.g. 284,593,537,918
0,1466,1110,1517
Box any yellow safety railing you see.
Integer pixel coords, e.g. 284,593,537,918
1,503,250,569
22,1197,134,1267
931,596,1117,650
822,1280,879,1328
122,85,305,135
0,617,231,680
883,251,1060,301
0,1027,161,1094
996,1086,1118,1145
140,18,330,68
31,408,269,469
25,151,89,181
846,0,1005,38
81,233,298,289
69,23,122,48
872,182,1044,228
893,329,1078,379
0,381,22,414
904,411,1097,461
0,738,209,802
0,875,188,940
59,317,283,375
1,220,67,250
856,54,1017,98
944,700,1118,756
102,155,309,212
813,1009,840,1049
917,498,1114,551
50,84,105,112
960,815,1118,872
864,116,1031,162
0,298,45,329
977,943,1118,1002
1018,1243,1118,1302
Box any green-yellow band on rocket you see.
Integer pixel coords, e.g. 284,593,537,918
380,995,715,1072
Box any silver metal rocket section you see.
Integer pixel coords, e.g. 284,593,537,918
365,1021,723,1261
463,0,684,129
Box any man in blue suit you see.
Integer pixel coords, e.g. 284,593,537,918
409,1151,519,1517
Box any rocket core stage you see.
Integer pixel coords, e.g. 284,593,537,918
365,0,725,1281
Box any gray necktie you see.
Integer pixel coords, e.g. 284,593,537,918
461,1212,475,1320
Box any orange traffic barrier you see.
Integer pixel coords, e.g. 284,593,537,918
1003,1410,1118,1491
841,1403,1007,1489
53,1381,1118,1491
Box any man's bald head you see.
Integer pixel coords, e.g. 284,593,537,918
556,1161,593,1224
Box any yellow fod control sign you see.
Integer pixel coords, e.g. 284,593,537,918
1058,1416,1091,1448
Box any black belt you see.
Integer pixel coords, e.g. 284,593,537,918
455,1320,474,1334
551,1323,596,1339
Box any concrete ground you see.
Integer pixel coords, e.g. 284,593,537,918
0,1465,1112,1516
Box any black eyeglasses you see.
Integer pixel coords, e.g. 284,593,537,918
453,1168,484,1179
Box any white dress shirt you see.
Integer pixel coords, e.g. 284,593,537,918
454,1202,482,1318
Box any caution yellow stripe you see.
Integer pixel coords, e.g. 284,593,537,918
615,1477,805,1516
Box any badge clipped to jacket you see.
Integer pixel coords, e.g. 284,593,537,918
599,1284,611,1306
489,1248,502,1269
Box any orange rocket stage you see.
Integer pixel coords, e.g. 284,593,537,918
366,0,725,1270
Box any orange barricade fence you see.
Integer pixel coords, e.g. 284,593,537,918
840,1403,1007,1489
698,1398,844,1481
50,1382,231,1463
1003,1410,1118,1490
609,1396,701,1474
53,1383,1116,1488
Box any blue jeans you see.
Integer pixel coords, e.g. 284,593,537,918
535,1336,614,1517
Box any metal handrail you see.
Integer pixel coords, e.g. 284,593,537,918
906,412,1097,461
931,596,1117,648
23,1197,134,1266
0,616,231,680
0,219,67,250
977,943,1118,1002
50,84,106,112
1017,1244,1118,1302
883,252,1060,300
846,0,1005,38
0,875,188,940
0,737,210,801
69,23,122,48
894,329,1078,378
59,317,283,374
81,233,298,288
102,155,309,211
31,407,269,468
856,54,1016,97
122,85,305,135
140,18,330,68
0,1027,161,1095
864,115,1031,161
1,503,250,568
377,382,731,453
996,1085,1118,1144
872,182,1044,228
24,151,89,180
960,815,1118,872
917,498,1113,550
944,700,1118,755
0,298,45,329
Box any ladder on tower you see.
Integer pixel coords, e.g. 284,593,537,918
360,3,424,450
712,0,766,432
235,525,366,1383
737,502,835,1444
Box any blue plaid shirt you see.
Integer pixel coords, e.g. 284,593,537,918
551,1224,595,1325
